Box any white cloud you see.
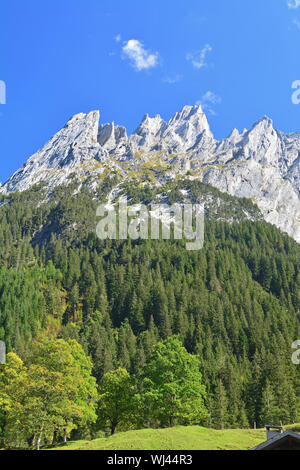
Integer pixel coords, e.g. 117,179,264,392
162,74,182,84
122,39,159,71
293,18,300,28
115,34,121,42
186,44,212,69
197,91,221,115
288,0,300,8
201,91,221,105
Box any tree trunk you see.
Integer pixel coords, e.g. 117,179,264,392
63,429,67,442
111,422,117,435
52,430,57,445
36,431,43,451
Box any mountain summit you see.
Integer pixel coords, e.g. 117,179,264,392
2,105,300,243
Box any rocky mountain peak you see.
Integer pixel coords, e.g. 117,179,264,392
2,110,101,193
2,105,300,245
238,115,279,164
98,122,127,153
62,110,100,146
162,104,213,151
130,113,167,150
251,115,274,132
168,104,210,131
169,104,201,121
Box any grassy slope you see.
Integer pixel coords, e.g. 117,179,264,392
51,426,268,451
52,424,300,451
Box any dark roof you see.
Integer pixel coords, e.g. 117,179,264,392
265,425,282,431
252,430,300,450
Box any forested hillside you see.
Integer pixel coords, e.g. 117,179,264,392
0,180,299,442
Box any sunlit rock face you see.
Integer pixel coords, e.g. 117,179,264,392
2,105,300,243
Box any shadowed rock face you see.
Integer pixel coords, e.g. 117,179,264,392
2,105,300,243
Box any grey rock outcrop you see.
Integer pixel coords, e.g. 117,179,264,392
2,105,300,243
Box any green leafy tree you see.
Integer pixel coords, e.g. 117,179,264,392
142,337,208,427
1,338,97,449
0,353,28,447
98,368,137,435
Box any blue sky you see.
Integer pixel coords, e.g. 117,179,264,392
1,0,300,182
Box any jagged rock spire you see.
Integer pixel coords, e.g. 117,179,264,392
2,106,300,245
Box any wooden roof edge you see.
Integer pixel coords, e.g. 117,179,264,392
251,430,300,450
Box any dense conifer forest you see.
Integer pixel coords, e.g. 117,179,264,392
0,180,299,447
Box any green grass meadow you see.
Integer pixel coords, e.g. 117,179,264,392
51,426,267,451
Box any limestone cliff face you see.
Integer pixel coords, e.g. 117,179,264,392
2,105,300,243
